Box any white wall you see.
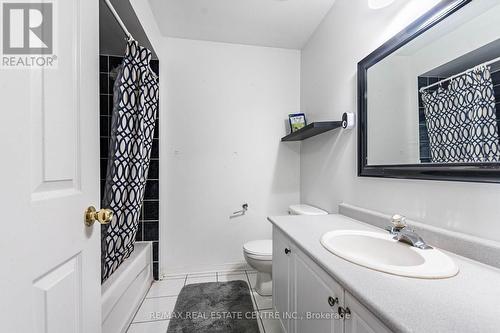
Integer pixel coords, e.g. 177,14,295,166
161,38,301,275
130,0,164,57
300,0,500,243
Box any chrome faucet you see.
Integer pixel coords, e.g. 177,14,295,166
386,215,432,250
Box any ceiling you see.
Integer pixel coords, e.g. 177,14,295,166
147,0,337,49
99,0,157,58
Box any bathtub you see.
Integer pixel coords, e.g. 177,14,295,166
102,242,154,333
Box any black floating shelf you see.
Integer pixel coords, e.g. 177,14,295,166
281,121,343,142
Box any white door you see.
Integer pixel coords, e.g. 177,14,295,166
0,0,101,332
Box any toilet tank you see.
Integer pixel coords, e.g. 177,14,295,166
288,204,328,216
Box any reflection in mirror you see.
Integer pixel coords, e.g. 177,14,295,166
367,0,500,166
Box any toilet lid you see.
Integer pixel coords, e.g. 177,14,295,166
243,240,272,256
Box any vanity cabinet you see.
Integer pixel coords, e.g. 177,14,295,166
294,250,344,333
273,229,292,333
273,228,391,333
344,292,392,333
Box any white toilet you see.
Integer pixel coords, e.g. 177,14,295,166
243,204,328,296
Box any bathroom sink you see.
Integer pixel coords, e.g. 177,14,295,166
320,230,458,279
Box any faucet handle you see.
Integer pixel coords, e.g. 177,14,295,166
391,214,407,229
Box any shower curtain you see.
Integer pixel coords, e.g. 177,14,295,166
421,66,500,163
101,39,159,282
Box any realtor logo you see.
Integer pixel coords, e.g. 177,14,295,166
1,2,56,67
3,3,52,54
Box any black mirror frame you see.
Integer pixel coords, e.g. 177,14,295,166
357,0,500,184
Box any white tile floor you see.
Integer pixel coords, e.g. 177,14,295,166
127,270,282,333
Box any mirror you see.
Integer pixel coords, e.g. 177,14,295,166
358,0,500,183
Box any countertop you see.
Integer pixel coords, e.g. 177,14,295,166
268,214,500,333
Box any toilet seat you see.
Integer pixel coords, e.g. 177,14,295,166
243,240,272,260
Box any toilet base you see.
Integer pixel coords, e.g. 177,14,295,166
254,272,272,296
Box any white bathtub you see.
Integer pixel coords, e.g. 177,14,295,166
102,242,153,333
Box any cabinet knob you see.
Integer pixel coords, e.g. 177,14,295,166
284,248,291,255
328,296,338,307
338,306,351,318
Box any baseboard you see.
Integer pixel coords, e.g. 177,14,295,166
161,261,252,279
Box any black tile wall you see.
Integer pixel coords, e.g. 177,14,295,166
141,201,159,220
99,57,107,72
144,180,159,200
417,76,445,163
100,54,160,280
417,69,500,163
148,160,159,179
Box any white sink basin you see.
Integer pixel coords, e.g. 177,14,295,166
321,230,458,279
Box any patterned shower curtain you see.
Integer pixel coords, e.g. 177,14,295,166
422,66,500,163
101,39,159,282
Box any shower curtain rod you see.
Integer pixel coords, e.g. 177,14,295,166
104,0,132,39
419,55,500,93
103,0,159,80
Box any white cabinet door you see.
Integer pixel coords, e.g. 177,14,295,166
344,292,392,333
294,250,344,333
0,0,100,332
273,228,293,333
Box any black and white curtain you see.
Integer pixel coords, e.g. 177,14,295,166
422,66,500,163
101,39,159,282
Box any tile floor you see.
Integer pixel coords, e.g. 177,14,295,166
127,270,282,333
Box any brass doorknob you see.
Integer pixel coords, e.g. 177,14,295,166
85,206,113,226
